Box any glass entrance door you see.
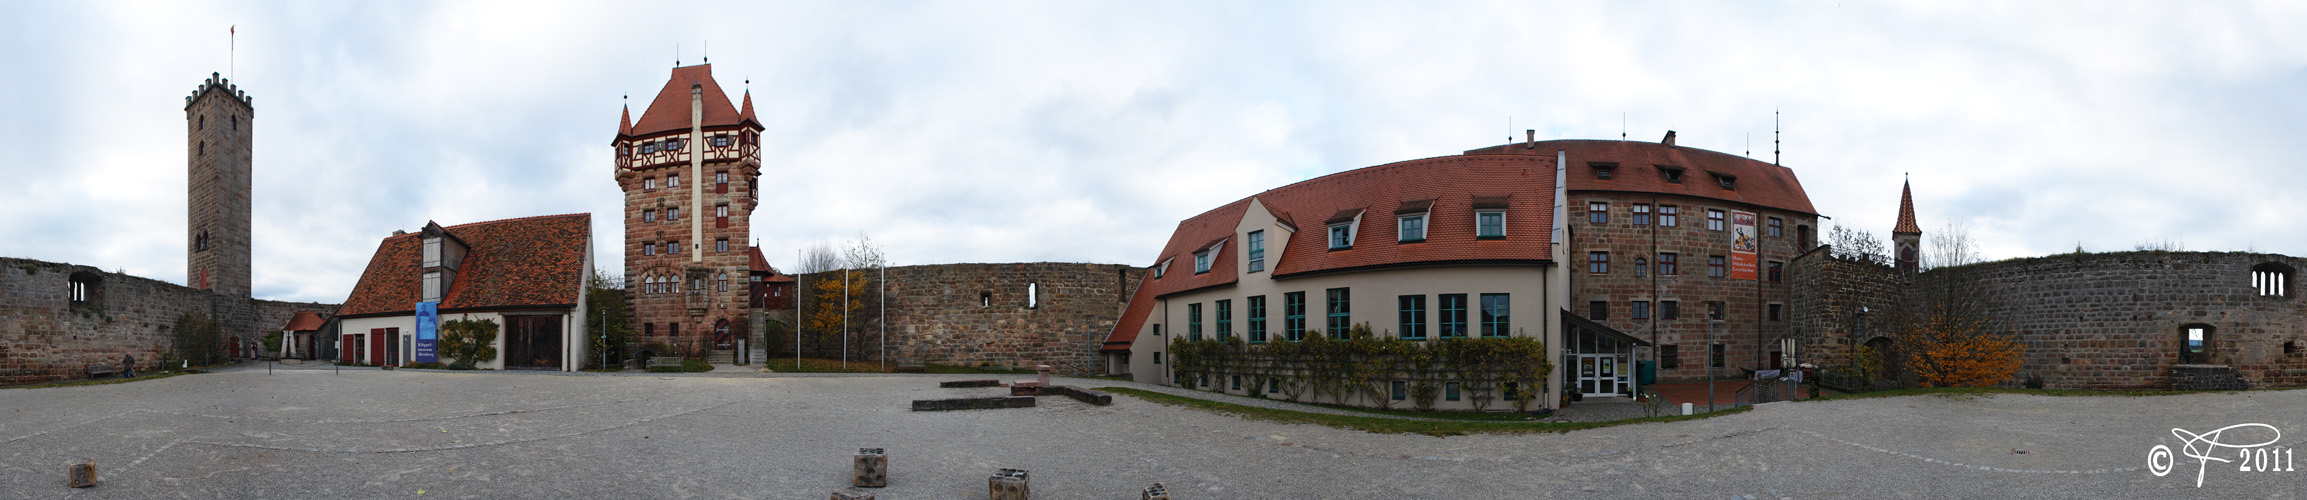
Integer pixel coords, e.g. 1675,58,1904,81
1580,354,1622,397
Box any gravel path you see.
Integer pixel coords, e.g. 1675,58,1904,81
5,364,2297,498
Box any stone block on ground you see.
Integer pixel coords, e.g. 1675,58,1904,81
1142,482,1170,500
831,486,875,500
69,462,96,488
910,396,1035,411
1039,385,1113,406
853,448,887,487
1035,364,1053,385
989,467,1030,500
939,379,1002,388
1010,383,1043,396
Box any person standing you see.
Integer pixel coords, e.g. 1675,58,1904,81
122,354,135,378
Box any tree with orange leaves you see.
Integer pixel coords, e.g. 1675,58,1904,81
1893,222,2024,387
1901,314,2024,387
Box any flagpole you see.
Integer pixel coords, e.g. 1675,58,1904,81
795,249,802,369
879,262,885,371
842,267,850,369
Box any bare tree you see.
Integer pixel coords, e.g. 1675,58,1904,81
843,233,887,270
1923,222,1980,270
2133,238,2186,252
797,241,840,275
1827,224,1888,264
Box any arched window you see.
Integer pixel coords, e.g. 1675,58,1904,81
716,272,729,292
199,115,206,130
1634,257,1649,278
2180,324,2215,364
2253,262,2294,298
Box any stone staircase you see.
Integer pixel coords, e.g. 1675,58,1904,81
706,350,734,366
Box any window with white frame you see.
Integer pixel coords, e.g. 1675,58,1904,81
1194,250,1211,274
1476,211,1505,237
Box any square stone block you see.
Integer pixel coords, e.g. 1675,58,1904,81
69,462,97,488
831,486,875,500
853,448,887,488
989,467,1030,500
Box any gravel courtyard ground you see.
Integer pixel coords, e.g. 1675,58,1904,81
2,363,2300,499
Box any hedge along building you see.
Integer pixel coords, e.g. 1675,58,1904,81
1465,132,1822,385
613,64,763,360
336,215,593,370
1102,142,1604,410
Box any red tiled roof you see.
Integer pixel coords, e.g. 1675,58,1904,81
1103,154,1560,351
282,310,327,332
1893,180,1922,235
618,105,634,136
339,214,591,317
628,64,743,138
739,90,757,125
747,246,796,283
1466,139,1818,216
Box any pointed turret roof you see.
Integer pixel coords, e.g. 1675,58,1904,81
1893,180,1922,235
618,105,634,136
739,90,757,125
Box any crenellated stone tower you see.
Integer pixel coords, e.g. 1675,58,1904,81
613,64,764,358
1893,179,1922,273
186,72,254,298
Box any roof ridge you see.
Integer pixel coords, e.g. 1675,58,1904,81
443,212,592,230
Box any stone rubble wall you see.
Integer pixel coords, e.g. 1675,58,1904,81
1787,247,1907,371
873,262,1140,376
0,257,340,385
1791,250,2307,390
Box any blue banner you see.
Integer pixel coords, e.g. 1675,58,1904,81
414,302,438,363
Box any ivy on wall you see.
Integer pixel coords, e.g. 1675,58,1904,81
1168,323,1555,412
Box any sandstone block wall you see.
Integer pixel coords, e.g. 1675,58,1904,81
0,257,340,385
1953,251,2307,389
875,263,1139,375
1568,192,1817,382
1787,247,1906,371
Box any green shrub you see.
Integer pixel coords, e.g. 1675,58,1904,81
1169,327,1552,409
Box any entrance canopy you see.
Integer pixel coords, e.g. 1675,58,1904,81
1562,310,1650,398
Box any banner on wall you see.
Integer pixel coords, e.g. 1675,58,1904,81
1729,211,1759,281
414,302,439,363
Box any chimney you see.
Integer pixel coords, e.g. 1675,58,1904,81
1662,130,1677,148
1524,129,1536,149
392,230,407,236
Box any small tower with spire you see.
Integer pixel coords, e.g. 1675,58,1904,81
1893,177,1923,272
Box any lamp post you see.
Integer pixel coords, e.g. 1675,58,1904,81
1708,319,1723,412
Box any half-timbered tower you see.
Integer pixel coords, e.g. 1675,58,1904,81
613,64,764,359
187,72,254,298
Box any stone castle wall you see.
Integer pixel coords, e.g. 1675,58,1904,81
1791,250,2307,390
1787,246,1907,371
0,257,339,385
1952,251,2307,390
862,262,1139,375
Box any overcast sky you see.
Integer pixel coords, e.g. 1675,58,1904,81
5,1,2305,303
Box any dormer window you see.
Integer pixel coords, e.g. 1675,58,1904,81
1399,214,1426,242
1476,212,1505,238
1661,166,1685,184
422,271,442,302
1590,162,1617,180
1153,260,1169,278
1194,250,1212,274
423,237,442,268
1395,199,1432,243
1713,173,1737,190
1246,230,1265,272
1328,224,1352,250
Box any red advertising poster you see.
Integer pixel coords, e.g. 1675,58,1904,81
1730,211,1759,281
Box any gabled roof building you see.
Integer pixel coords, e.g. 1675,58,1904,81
338,214,594,370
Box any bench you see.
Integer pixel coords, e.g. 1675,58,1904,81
86,364,118,379
647,357,684,370
894,359,927,373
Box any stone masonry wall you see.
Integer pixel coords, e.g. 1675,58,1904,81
1952,251,2307,390
0,257,340,385
876,263,1139,375
1787,246,1907,371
